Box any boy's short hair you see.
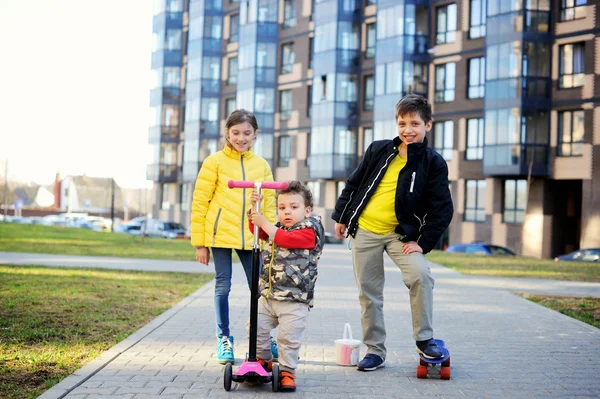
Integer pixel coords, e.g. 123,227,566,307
395,94,432,124
277,181,313,208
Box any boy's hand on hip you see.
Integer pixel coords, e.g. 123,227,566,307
402,241,423,254
334,223,346,239
196,247,210,266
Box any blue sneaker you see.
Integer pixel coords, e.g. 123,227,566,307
217,336,234,364
416,339,444,360
270,336,278,361
357,354,385,371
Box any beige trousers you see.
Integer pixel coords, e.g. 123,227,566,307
351,228,435,359
257,296,309,373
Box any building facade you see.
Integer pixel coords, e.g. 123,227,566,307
148,0,600,259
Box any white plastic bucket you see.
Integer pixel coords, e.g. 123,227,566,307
334,323,361,366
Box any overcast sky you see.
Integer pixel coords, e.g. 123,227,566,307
0,0,154,188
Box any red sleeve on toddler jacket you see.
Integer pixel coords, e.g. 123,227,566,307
248,219,316,249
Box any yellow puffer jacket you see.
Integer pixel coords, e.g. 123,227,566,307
190,146,276,250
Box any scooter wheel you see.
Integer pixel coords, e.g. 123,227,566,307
224,362,233,391
272,363,280,392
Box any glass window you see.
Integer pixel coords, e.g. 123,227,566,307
503,179,527,224
164,67,181,87
337,74,358,102
202,57,220,80
180,183,191,211
203,16,222,39
365,23,376,59
281,43,295,74
363,75,374,111
466,118,484,160
465,180,486,222
560,0,587,21
436,3,457,45
283,0,296,29
225,98,236,118
559,43,585,89
161,184,170,210
255,88,275,112
435,63,456,102
558,110,584,156
280,90,292,120
278,136,292,167
468,57,485,99
433,121,454,160
229,14,239,42
165,29,182,50
377,4,404,39
469,0,486,38
227,57,238,85
306,181,321,206
363,127,373,155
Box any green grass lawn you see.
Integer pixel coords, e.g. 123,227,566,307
426,250,600,282
0,264,214,399
0,223,196,260
518,294,600,329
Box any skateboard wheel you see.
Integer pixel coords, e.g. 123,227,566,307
272,364,280,392
416,365,428,378
442,357,450,367
419,358,428,367
440,366,451,380
224,363,233,391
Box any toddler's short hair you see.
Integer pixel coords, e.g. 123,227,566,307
278,181,313,208
395,93,432,124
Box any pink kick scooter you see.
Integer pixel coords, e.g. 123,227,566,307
223,180,289,392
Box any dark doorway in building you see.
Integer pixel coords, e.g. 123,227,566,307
547,180,582,258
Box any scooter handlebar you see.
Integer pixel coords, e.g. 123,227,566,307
228,180,289,190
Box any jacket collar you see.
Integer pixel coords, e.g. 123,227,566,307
392,136,428,152
223,144,253,159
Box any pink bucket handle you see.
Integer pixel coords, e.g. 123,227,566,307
228,180,289,190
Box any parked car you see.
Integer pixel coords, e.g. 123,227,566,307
445,242,516,256
114,222,142,235
144,219,186,239
554,248,600,262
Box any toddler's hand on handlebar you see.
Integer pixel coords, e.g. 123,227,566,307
250,189,263,206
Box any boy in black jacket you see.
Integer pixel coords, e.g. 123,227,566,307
333,94,453,371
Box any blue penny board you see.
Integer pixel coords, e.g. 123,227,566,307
419,339,450,365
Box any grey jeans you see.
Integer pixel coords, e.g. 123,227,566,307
351,228,435,359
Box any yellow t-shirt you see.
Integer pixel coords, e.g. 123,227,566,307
357,153,407,235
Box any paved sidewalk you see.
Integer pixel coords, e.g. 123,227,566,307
25,247,600,398
0,252,213,274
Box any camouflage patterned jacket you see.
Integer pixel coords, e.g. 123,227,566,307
259,216,324,306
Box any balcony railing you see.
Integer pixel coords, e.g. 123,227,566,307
482,143,549,176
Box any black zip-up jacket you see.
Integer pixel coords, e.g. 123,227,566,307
332,136,453,254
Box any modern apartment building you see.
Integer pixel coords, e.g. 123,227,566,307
148,0,600,259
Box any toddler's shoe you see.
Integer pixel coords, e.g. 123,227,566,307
416,338,444,360
257,357,272,372
357,354,385,371
217,336,234,364
279,370,296,392
270,335,279,361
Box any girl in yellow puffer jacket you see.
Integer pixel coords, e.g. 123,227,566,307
191,109,276,364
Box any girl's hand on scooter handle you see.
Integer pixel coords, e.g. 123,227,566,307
250,189,263,207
